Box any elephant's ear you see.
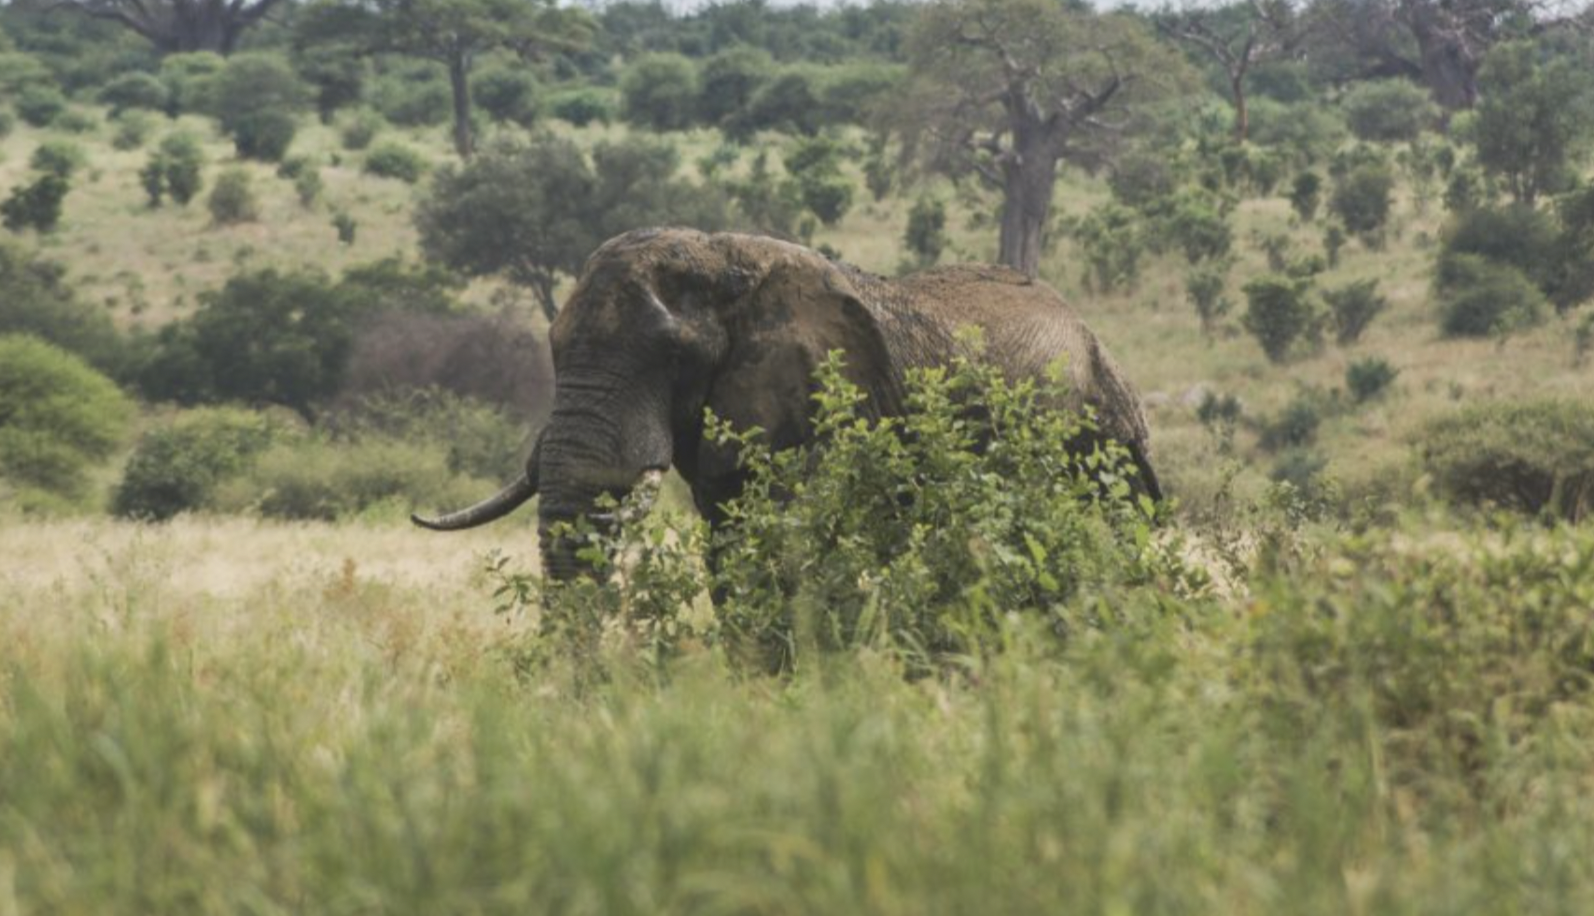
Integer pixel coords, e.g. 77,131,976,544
704,262,900,454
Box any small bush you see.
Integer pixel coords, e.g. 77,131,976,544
230,110,297,162
363,142,429,183
1322,278,1387,345
53,110,98,134
99,71,168,113
620,53,699,132
549,88,614,128
0,110,13,139
1153,188,1233,264
143,132,205,207
0,334,131,507
224,435,487,521
0,241,126,375
29,140,85,179
1185,259,1232,337
113,406,286,520
1069,202,1144,293
1288,171,1321,222
1345,357,1398,403
207,169,259,225
111,111,155,150
1434,253,1548,337
293,167,323,207
903,196,947,267
333,212,357,244
1258,390,1326,451
1341,79,1437,142
1417,399,1594,520
16,85,66,127
474,67,541,126
2,173,69,234
373,73,450,127
1242,274,1319,362
1331,164,1395,244
1440,204,1559,294
339,109,385,150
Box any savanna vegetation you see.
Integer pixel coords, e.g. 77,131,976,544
3,0,1594,908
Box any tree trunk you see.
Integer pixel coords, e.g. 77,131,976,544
997,130,1059,279
1408,10,1479,109
1231,73,1250,143
448,52,475,159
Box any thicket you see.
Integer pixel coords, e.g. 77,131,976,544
1418,400,1594,521
0,335,130,510
0,240,127,377
113,406,287,520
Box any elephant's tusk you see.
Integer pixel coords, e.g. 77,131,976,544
412,473,537,531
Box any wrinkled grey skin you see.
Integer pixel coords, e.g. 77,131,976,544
414,228,1162,581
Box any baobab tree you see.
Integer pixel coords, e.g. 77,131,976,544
51,0,286,54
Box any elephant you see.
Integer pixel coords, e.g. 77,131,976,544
413,227,1161,581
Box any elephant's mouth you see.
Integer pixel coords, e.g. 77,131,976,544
586,468,666,526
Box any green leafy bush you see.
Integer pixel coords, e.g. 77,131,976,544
1434,253,1548,337
1441,204,1559,292
1242,274,1319,362
111,111,155,150
548,88,614,128
224,435,489,521
2,173,69,234
1416,399,1594,520
372,70,450,127
363,142,429,183
1341,79,1436,143
1330,163,1395,244
158,52,225,116
474,67,541,126
903,196,947,268
0,334,131,508
1258,389,1326,451
1288,170,1321,222
1345,357,1398,403
0,241,126,376
1322,277,1387,345
15,85,66,127
1152,187,1232,264
98,72,168,114
29,139,85,179
620,53,699,132
230,110,297,162
113,407,286,520
141,132,205,207
208,53,306,161
698,45,773,127
1069,202,1144,293
338,109,384,151
207,169,259,225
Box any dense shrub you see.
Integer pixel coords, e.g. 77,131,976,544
698,45,773,127
1242,274,1319,362
1341,79,1436,142
1434,253,1548,337
28,140,85,179
2,173,69,234
373,71,451,127
0,335,131,508
1322,277,1387,345
1441,205,1559,293
1417,399,1594,520
98,71,167,114
1345,357,1398,403
339,311,551,419
1069,202,1144,293
1150,188,1232,264
474,67,541,126
1185,259,1232,337
224,435,489,522
111,111,155,150
207,169,259,224
159,52,225,115
339,108,385,150
112,407,286,520
208,54,306,161
732,68,822,138
1474,40,1594,205
816,62,901,126
548,88,614,127
230,110,298,162
0,241,125,375
1246,98,1346,165
903,196,947,268
141,132,205,207
15,85,66,127
322,387,528,481
783,134,853,226
1288,170,1321,222
620,53,699,132
363,142,429,183
1258,389,1326,451
1331,164,1395,244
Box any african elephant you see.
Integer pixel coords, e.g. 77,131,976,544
413,228,1161,581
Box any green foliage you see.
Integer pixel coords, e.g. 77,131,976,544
783,134,853,226
1196,389,1242,451
2,173,69,234
903,196,947,268
1442,204,1559,290
157,52,225,116
1330,163,1394,244
1150,187,1232,264
1474,41,1594,205
1288,170,1321,222
731,67,821,138
1185,258,1232,337
723,149,802,235
110,110,155,150
112,407,285,521
473,66,541,126
371,69,451,127
1322,277,1387,345
620,52,699,132
206,169,259,225
1246,98,1346,165
15,84,66,127
339,108,385,150
0,110,13,139
333,211,358,244
815,61,901,126
1258,388,1326,451
225,434,491,522
1417,399,1594,520
28,139,85,179
1552,185,1594,312
98,71,167,114
363,142,429,183
1340,79,1436,143
208,53,306,161
1068,202,1143,293
1241,274,1319,362
293,166,324,208
141,132,205,207
1434,253,1548,338
323,388,523,481
697,44,772,127
548,87,614,127
1345,356,1398,403
0,334,130,507
0,240,125,376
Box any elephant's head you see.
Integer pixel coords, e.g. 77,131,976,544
412,228,900,581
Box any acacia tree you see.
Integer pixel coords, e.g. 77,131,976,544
51,0,285,53
1474,39,1594,205
1156,0,1308,143
898,0,1185,277
296,0,590,158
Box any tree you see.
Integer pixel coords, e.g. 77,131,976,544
898,0,1186,277
295,0,591,158
52,0,286,54
1474,40,1594,206
619,52,699,132
1156,0,1307,143
0,334,131,507
415,133,731,321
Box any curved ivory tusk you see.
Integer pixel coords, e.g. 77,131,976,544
411,473,537,531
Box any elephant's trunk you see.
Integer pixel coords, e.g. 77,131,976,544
538,469,666,582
